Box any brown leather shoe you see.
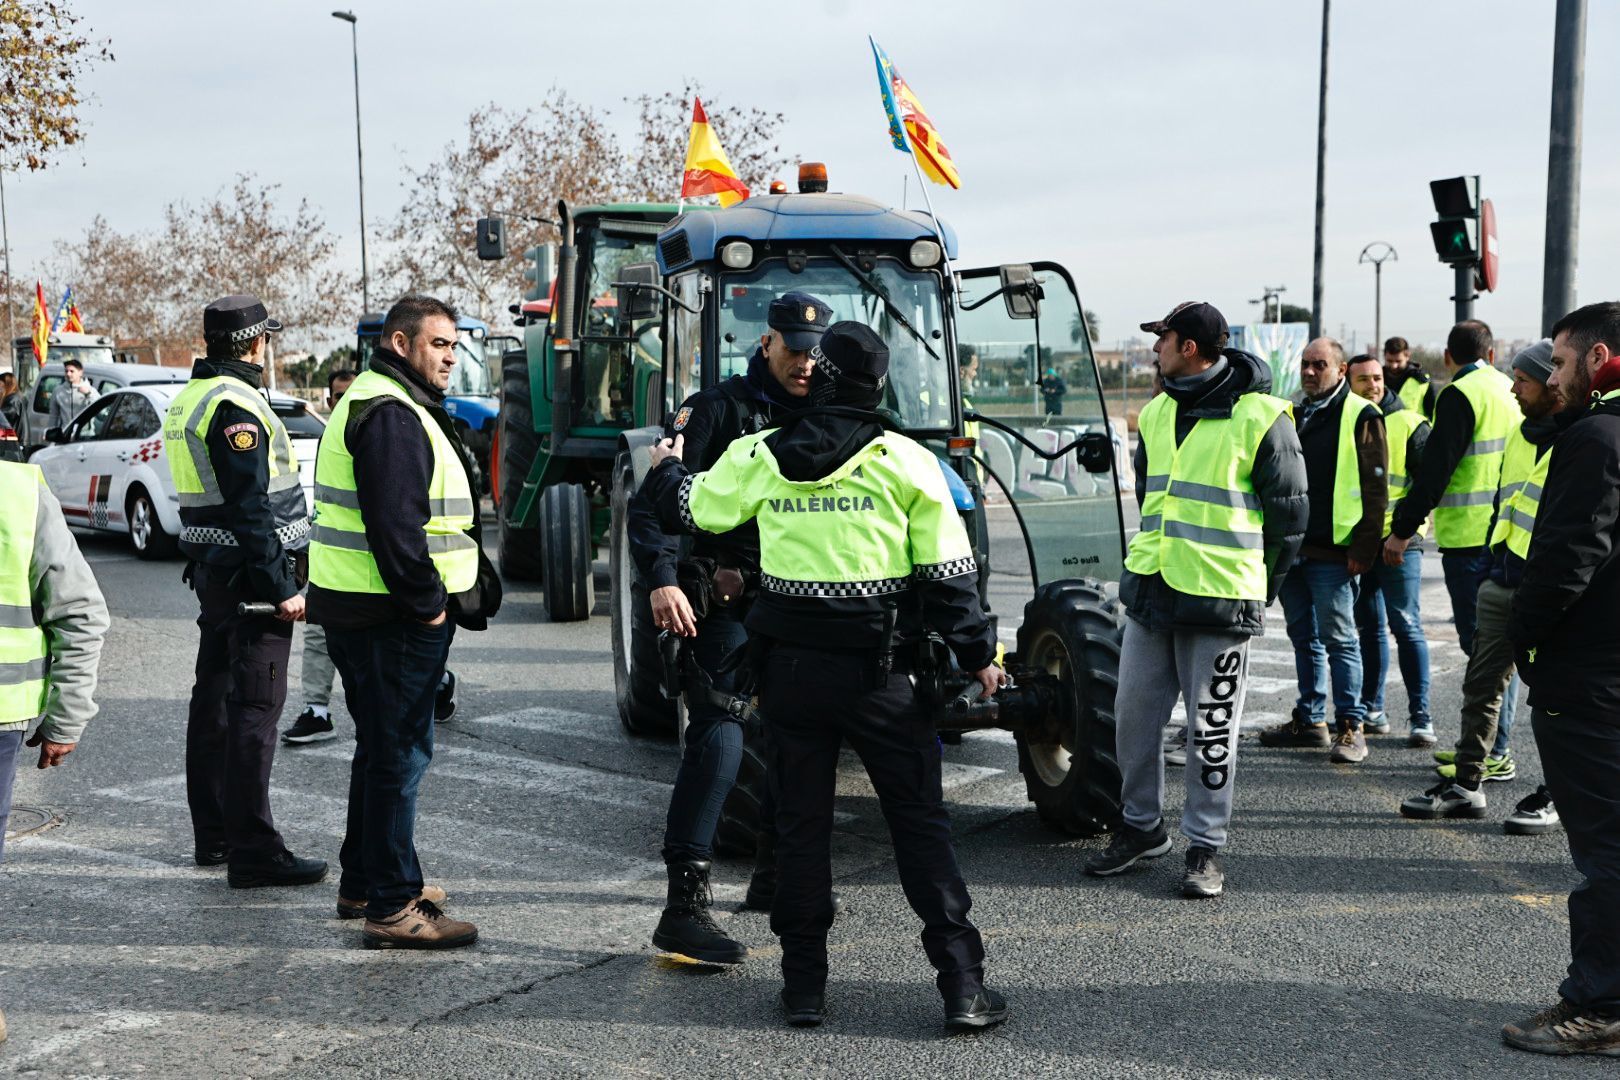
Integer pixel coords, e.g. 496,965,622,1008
1330,726,1369,764
362,899,478,949
337,884,448,920
1259,712,1332,748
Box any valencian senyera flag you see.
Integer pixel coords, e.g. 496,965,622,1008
870,37,962,189
52,284,81,333
64,301,85,334
31,281,50,366
681,97,750,208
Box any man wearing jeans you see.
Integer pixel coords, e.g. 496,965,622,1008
1260,338,1387,764
308,296,500,949
1384,321,1520,747
1501,301,1620,1057
1348,355,1433,739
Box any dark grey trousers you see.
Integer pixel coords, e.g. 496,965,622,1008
1456,580,1516,786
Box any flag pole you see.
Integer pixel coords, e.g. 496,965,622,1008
902,131,954,298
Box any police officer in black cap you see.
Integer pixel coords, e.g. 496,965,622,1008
161,294,326,887
643,321,1008,1031
628,290,832,966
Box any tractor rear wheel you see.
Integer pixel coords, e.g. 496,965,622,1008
497,348,544,582
539,482,594,622
1014,578,1124,836
609,455,676,737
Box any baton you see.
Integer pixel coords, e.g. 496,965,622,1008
237,602,278,616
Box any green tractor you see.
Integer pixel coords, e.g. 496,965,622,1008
604,176,1133,849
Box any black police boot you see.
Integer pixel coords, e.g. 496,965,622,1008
781,989,827,1028
651,860,747,966
227,849,329,889
945,987,1009,1031
741,832,844,915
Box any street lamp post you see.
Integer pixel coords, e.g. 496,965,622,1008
1250,285,1287,325
332,11,369,314
1358,242,1397,354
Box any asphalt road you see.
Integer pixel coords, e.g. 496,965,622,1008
0,517,1597,1079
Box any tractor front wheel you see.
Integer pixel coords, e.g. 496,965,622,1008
1014,579,1125,836
608,455,676,737
538,482,594,622
497,348,544,581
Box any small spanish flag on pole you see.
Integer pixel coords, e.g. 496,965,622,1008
680,98,749,208
31,281,49,366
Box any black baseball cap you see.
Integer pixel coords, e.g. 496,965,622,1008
768,291,833,351
1140,301,1227,347
815,321,889,387
203,294,282,344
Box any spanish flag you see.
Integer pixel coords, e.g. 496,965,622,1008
871,38,961,190
681,98,749,208
64,302,84,334
31,281,49,366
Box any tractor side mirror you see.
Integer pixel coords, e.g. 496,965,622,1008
615,262,661,321
475,215,506,261
1074,431,1112,474
998,264,1042,320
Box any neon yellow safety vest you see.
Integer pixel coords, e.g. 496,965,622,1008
0,462,49,723
307,369,478,595
1489,422,1551,560
1397,375,1430,420
1382,406,1429,539
681,430,975,595
1433,365,1519,548
1124,390,1292,601
1322,389,1382,545
163,374,310,549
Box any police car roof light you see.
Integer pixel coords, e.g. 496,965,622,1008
798,162,829,194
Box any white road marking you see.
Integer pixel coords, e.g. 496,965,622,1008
3,1011,163,1066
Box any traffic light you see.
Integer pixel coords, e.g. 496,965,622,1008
1428,176,1480,264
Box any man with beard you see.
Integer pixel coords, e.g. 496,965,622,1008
1383,336,1437,420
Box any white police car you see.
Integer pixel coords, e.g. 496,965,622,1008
30,384,323,559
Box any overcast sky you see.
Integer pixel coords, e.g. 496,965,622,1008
8,0,1615,353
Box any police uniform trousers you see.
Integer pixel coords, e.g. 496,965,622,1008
186,566,293,858
760,642,985,998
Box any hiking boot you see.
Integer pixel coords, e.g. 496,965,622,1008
652,860,747,966
1505,785,1561,836
434,669,457,723
781,989,827,1028
337,884,448,920
1330,726,1369,764
1259,711,1331,748
1436,754,1516,784
227,849,328,888
1407,720,1438,748
1400,781,1487,820
1084,822,1171,877
281,707,336,745
1163,724,1187,767
1182,845,1224,898
944,988,1008,1031
362,898,478,950
1503,999,1620,1057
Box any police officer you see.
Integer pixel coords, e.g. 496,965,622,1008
163,294,326,886
644,321,1008,1032
628,291,830,967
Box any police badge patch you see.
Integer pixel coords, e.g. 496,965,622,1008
673,407,692,431
223,422,260,452
804,305,818,322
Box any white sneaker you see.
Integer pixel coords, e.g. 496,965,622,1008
1504,785,1561,836
1400,782,1487,820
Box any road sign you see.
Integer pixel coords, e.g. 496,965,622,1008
1479,198,1499,292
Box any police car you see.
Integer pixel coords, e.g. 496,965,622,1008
30,383,323,559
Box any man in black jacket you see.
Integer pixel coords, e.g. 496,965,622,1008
627,291,828,966
1502,302,1620,1057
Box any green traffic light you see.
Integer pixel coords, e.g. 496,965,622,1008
1450,230,1468,252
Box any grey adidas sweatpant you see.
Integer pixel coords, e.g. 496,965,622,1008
300,622,337,708
1116,618,1252,850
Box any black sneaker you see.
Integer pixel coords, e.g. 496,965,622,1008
781,989,827,1028
1400,781,1487,820
944,987,1008,1031
1084,822,1172,877
281,707,336,745
1505,785,1561,836
1182,845,1224,898
434,670,457,723
194,845,229,867
227,849,329,889
1503,998,1620,1057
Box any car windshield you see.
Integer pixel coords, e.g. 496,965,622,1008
717,257,951,431
275,403,326,437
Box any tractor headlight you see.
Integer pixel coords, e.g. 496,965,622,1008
908,239,942,268
720,241,754,269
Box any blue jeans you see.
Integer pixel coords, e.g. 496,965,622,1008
328,619,454,920
1440,550,1517,748
0,729,22,863
663,607,778,863
1354,549,1432,724
1279,558,1366,728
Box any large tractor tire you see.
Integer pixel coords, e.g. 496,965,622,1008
497,348,544,582
539,482,594,622
609,454,676,737
715,729,768,858
1014,578,1125,836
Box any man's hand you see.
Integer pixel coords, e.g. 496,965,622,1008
1347,556,1371,576
1382,533,1411,567
422,610,447,626
26,729,74,769
647,434,685,469
972,664,1011,698
650,586,698,637
275,593,306,622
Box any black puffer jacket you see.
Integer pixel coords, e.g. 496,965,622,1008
1510,390,1620,717
1122,348,1308,636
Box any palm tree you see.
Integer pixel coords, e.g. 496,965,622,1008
1070,309,1101,344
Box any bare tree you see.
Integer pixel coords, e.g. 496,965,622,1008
0,0,113,171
